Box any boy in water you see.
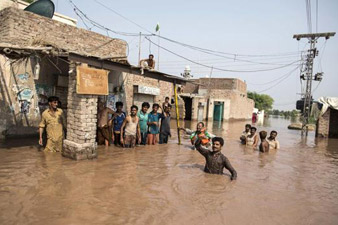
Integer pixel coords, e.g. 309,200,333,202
120,105,141,148
112,101,126,146
195,137,237,180
159,105,171,144
259,131,269,153
240,124,251,144
137,102,150,145
147,103,162,145
190,122,212,149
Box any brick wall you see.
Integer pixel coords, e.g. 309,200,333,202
63,62,97,160
124,74,174,112
0,7,126,59
316,109,330,137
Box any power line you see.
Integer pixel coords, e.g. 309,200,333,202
247,66,301,86
145,37,301,73
92,0,153,34
257,66,300,93
71,0,305,60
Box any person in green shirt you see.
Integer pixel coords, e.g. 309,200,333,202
137,102,150,145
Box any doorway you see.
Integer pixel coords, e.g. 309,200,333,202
182,96,192,120
213,101,224,121
197,104,204,121
329,108,338,138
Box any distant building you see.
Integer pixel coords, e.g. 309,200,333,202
180,78,254,121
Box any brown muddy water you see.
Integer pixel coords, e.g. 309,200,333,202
0,117,338,225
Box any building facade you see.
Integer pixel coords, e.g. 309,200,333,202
181,78,254,121
0,7,185,159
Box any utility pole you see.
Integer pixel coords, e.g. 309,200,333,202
138,32,141,66
293,32,335,135
206,66,213,121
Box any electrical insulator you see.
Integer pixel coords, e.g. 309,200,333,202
314,72,323,81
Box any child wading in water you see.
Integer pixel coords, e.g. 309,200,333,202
259,131,269,153
147,103,162,145
112,101,126,146
190,122,212,149
120,105,141,148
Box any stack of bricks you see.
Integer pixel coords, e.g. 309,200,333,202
63,62,98,160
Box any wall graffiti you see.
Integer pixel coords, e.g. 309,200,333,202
20,100,30,114
16,73,29,83
35,84,53,113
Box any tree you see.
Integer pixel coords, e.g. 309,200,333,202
247,91,274,111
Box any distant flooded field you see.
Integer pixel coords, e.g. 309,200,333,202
1,117,338,225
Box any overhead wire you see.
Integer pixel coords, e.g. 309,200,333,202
246,65,302,85
68,0,306,74
145,37,301,73
85,0,306,60
92,0,153,34
257,66,301,93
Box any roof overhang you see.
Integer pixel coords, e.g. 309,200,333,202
68,53,187,85
0,43,188,85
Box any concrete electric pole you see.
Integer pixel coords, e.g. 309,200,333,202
293,32,335,135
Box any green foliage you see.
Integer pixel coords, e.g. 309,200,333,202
247,91,274,111
267,109,300,118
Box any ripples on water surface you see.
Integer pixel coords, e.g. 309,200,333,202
0,117,338,225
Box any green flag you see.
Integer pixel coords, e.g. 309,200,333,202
155,23,160,32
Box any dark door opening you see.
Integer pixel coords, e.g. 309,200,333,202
329,109,338,138
213,101,224,121
182,96,192,120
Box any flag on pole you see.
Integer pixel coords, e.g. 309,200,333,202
155,22,160,32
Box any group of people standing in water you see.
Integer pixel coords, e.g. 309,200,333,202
240,124,280,152
97,97,172,148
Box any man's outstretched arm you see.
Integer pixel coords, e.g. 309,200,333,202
195,139,209,157
223,157,237,180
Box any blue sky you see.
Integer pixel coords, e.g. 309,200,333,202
55,0,338,110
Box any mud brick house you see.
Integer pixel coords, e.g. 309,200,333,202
316,97,338,138
0,7,186,159
180,78,254,121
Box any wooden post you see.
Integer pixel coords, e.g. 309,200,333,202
174,81,181,145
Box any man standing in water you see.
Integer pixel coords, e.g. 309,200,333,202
159,105,171,144
137,102,150,145
267,130,280,150
97,101,114,146
39,96,66,152
195,137,237,180
240,124,251,144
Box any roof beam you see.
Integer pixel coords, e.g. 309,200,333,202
68,53,186,85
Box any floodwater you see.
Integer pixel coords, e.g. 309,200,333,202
1,117,338,225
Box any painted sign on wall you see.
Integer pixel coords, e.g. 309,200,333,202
76,65,108,95
138,85,160,96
